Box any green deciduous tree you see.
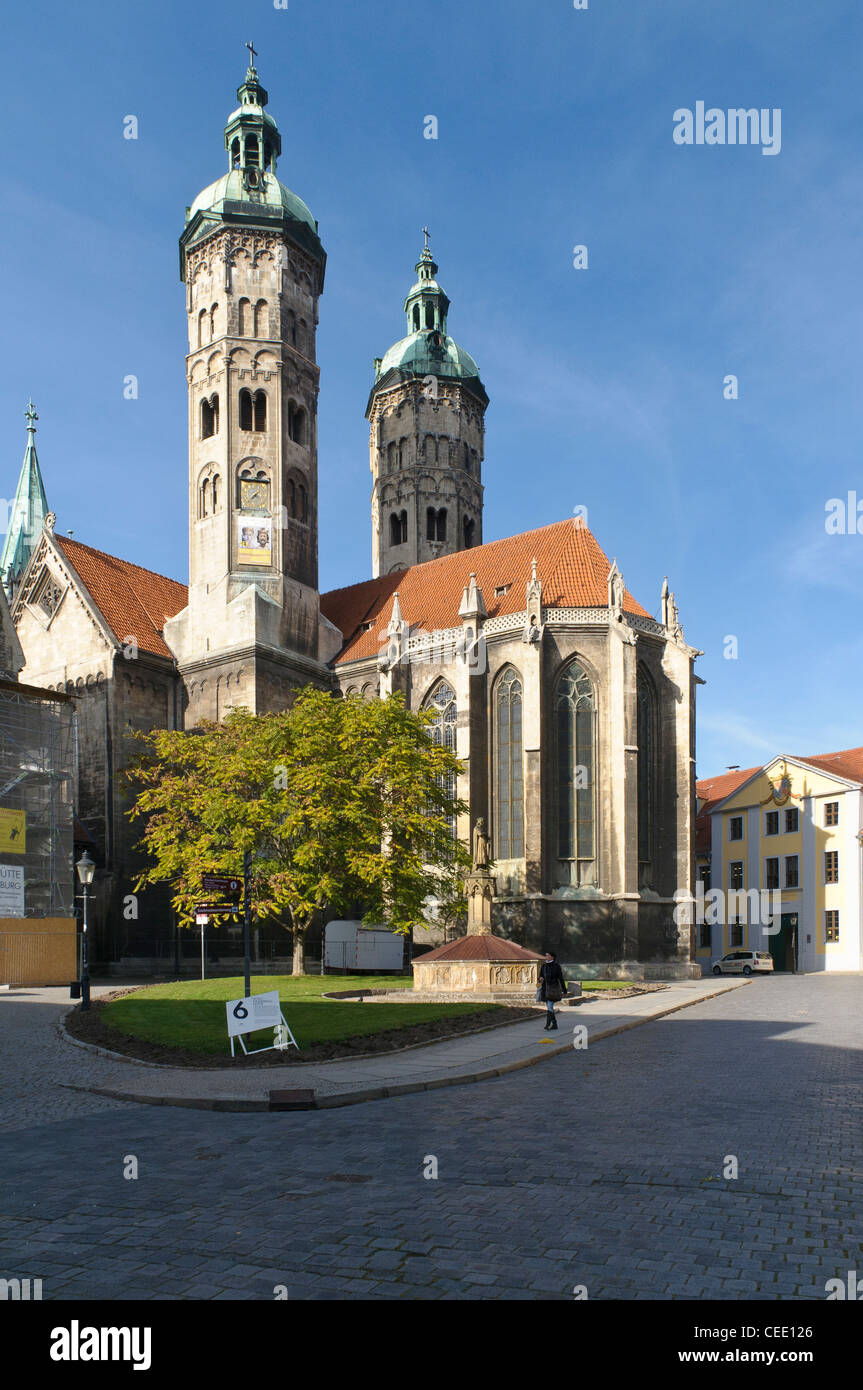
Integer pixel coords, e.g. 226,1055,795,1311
127,689,468,973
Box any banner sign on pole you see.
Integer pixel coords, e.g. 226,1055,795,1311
202,874,243,896
225,990,299,1057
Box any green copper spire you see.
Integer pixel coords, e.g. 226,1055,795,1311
370,233,486,398
1,401,49,597
223,43,282,183
403,230,451,337
182,46,324,273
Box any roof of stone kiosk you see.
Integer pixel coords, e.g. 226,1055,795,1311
416,935,545,964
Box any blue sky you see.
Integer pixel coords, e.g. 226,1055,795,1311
2,0,861,777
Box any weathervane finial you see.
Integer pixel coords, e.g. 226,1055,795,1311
25,400,38,434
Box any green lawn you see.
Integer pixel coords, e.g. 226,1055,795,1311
578,980,640,990
101,974,501,1054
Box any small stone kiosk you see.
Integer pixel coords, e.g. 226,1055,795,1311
412,820,545,1001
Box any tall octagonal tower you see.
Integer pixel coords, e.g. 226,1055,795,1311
367,237,488,577
165,55,339,722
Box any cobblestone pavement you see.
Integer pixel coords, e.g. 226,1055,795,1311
1,975,861,1300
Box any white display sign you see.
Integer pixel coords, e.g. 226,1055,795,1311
225,990,299,1057
0,864,25,917
226,989,282,1037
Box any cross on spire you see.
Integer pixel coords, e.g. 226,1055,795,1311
245,40,258,68
25,400,38,433
422,225,431,251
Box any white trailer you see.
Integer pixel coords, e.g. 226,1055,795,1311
324,921,404,972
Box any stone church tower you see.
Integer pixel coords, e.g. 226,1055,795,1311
368,237,488,577
165,54,341,723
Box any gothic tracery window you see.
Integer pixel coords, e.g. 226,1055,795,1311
555,661,596,886
495,668,524,859
637,665,658,886
425,681,458,840
34,570,64,620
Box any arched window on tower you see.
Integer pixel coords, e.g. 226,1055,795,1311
288,403,306,445
413,305,420,331
209,304,217,339
240,390,266,432
436,508,447,542
246,135,260,167
212,475,220,511
254,300,267,337
387,442,397,473
494,668,524,859
555,661,597,887
426,507,436,542
200,395,219,440
197,309,207,348
200,478,211,519
390,511,408,546
425,302,435,329
238,298,251,335
231,138,240,169
463,517,475,548
424,681,458,841
637,666,658,888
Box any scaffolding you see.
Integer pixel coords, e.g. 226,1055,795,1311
0,679,75,917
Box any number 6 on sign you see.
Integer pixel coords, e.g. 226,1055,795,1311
225,990,299,1057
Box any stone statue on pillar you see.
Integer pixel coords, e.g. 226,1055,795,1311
466,817,494,935
472,817,490,870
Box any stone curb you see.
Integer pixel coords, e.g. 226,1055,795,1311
61,980,746,1113
54,1000,545,1070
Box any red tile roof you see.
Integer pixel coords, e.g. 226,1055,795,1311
695,748,863,852
320,517,652,663
416,934,545,963
696,766,760,815
795,747,863,784
695,766,760,853
54,537,187,660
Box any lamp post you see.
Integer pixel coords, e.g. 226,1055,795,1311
76,851,95,1010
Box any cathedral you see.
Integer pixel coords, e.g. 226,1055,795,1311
3,58,700,976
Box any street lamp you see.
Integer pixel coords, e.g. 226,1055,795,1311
76,851,95,1010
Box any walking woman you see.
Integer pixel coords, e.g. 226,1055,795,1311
539,950,568,1029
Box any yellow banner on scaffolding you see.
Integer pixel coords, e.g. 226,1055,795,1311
0,810,26,853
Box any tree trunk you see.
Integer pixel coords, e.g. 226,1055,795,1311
292,925,306,975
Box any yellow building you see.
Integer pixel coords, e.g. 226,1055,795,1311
695,748,863,973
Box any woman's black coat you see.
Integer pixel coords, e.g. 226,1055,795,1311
539,960,567,1001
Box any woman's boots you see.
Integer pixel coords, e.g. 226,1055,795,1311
544,1010,558,1030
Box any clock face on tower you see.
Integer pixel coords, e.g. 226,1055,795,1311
240,479,269,511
